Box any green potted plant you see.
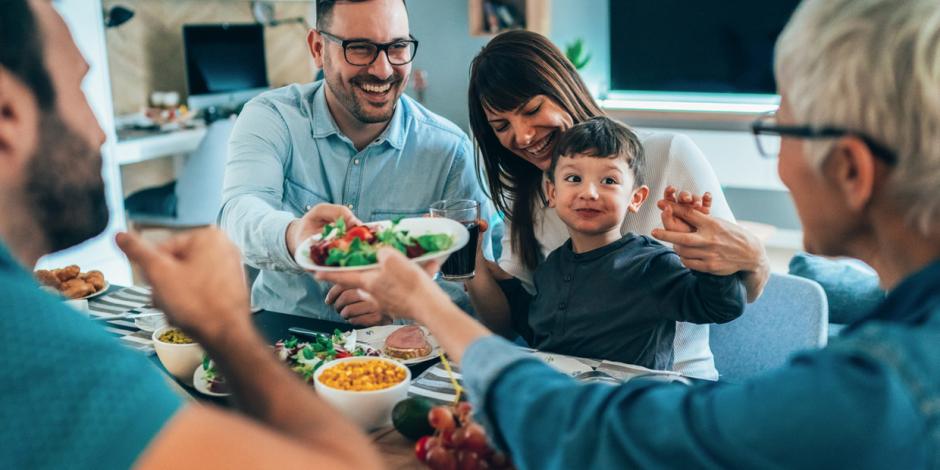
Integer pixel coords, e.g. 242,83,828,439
565,38,591,70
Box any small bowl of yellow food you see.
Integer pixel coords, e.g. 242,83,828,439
313,356,411,430
152,326,205,385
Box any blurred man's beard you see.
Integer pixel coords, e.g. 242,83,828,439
25,113,109,253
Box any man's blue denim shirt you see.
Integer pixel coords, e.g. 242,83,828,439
221,81,493,320
462,260,940,469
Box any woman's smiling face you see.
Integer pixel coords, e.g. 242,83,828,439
484,94,575,171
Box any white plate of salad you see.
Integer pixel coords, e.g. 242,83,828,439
193,357,229,397
274,330,381,384
294,217,469,272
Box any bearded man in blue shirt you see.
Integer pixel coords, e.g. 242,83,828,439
220,0,493,324
317,0,940,467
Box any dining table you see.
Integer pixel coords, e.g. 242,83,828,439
87,285,703,470
87,285,431,469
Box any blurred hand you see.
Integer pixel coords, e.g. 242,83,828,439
315,249,445,322
324,284,392,326
286,204,363,258
116,228,250,341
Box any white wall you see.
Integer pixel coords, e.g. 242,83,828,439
36,0,132,285
407,0,611,133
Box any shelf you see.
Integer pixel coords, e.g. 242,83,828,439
468,0,551,37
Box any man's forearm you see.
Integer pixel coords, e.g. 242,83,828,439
198,318,378,466
219,196,300,272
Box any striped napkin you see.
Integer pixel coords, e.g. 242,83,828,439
88,286,159,355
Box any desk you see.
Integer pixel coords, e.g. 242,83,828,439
114,127,207,166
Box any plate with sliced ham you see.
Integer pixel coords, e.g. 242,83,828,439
356,324,440,364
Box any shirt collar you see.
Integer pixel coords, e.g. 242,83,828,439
309,81,407,150
562,233,637,264
846,258,940,332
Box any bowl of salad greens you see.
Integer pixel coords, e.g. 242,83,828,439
294,217,469,272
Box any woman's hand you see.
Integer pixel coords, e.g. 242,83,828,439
315,248,446,322
651,190,771,303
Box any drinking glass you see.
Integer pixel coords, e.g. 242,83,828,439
429,200,481,280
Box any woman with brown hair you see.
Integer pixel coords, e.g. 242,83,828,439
463,30,770,380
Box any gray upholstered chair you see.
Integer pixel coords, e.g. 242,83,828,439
709,273,828,383
125,117,235,227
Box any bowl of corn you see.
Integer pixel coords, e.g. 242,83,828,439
313,356,411,430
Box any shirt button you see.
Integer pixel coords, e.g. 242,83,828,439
353,159,360,165
563,274,572,282
346,204,354,209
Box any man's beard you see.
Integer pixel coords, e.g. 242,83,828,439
24,113,109,253
324,55,405,124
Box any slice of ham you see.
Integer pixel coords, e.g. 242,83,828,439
386,325,428,349
384,325,431,359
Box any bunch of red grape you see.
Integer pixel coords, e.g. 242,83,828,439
414,401,514,470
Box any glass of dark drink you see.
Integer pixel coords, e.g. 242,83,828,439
429,199,481,281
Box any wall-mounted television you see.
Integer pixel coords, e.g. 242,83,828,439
183,23,269,111
609,1,800,97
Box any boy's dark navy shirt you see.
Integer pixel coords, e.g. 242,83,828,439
522,233,746,369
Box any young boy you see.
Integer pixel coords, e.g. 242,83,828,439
472,116,745,371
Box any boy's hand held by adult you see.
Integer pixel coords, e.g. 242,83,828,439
116,228,252,342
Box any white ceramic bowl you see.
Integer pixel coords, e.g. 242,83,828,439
152,326,205,386
314,356,411,430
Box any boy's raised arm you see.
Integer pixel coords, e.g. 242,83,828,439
646,251,746,325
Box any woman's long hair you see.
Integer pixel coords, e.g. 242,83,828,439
468,30,603,270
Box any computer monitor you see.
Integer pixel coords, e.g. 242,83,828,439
183,23,269,112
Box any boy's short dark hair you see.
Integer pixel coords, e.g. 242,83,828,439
316,0,408,30
548,116,645,187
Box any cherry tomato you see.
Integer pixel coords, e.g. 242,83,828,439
426,446,457,470
344,225,374,242
415,435,435,462
429,406,456,432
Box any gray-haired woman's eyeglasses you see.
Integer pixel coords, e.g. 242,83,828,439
751,112,897,165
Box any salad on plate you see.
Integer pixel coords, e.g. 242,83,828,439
274,330,380,383
307,218,455,268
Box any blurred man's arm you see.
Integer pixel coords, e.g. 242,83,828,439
118,229,382,469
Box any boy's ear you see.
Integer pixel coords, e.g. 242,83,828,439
627,185,649,213
545,178,557,208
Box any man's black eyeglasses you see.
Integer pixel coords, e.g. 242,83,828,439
318,30,419,66
751,112,897,165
